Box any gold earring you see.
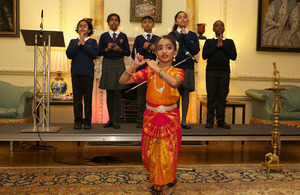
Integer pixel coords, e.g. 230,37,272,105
173,55,176,62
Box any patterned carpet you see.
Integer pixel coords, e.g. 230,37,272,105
1,164,300,194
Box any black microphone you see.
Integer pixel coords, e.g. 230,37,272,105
40,10,43,37
184,50,198,63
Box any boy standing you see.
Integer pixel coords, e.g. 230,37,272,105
202,20,237,129
131,16,159,128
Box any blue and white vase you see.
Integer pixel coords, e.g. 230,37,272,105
51,71,67,99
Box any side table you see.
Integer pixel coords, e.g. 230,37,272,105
199,100,246,124
36,99,73,121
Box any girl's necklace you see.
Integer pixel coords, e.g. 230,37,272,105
154,66,173,94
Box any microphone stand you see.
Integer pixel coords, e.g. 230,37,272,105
125,57,191,93
40,10,43,38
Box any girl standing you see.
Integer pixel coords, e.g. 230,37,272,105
98,13,130,129
66,19,98,130
119,35,184,195
169,11,200,129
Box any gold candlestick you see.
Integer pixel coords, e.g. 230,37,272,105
261,62,287,174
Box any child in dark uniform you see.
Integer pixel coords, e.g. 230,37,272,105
66,19,98,130
202,20,237,129
98,13,130,129
169,11,200,129
131,16,159,128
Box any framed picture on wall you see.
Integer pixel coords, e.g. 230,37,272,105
130,0,162,23
0,0,19,37
256,0,300,52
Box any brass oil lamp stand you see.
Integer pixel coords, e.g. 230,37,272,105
261,62,287,174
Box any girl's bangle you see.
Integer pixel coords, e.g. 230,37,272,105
125,69,133,77
159,69,166,79
158,69,162,77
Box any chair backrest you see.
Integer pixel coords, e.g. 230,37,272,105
0,81,33,108
279,85,300,112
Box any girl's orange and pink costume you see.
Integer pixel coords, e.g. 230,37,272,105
132,66,184,186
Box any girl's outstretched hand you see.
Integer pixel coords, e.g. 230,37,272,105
132,49,146,69
146,57,159,70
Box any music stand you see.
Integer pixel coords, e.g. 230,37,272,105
21,30,65,133
21,30,65,47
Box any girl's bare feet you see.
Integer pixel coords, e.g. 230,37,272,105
162,179,178,195
150,184,163,195
162,184,178,195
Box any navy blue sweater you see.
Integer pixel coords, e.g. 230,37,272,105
66,38,98,78
98,32,130,59
169,31,200,70
202,38,237,72
131,34,160,71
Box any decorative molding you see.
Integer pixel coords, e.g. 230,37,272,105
223,0,227,25
0,70,71,76
219,0,228,36
94,0,104,29
236,75,300,82
186,0,195,31
0,69,33,75
1,68,299,82
58,0,65,31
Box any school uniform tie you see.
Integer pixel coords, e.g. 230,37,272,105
112,33,117,41
146,34,151,41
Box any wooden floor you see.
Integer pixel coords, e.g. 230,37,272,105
1,140,300,167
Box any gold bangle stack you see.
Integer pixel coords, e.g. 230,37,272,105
159,69,166,79
125,69,134,77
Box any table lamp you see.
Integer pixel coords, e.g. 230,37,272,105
50,47,70,99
